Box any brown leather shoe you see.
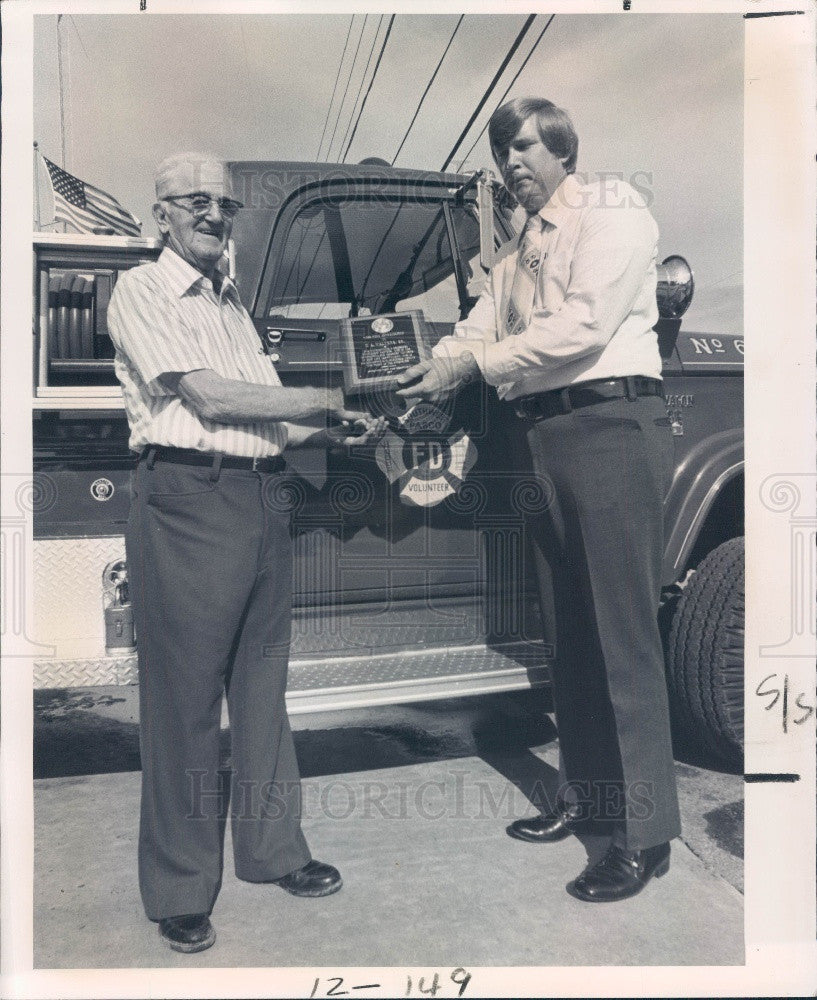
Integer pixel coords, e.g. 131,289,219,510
570,842,671,902
507,805,582,843
273,859,342,897
158,913,215,953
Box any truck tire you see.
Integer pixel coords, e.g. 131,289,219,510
665,537,744,767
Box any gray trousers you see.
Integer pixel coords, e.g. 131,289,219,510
515,393,681,850
126,454,311,921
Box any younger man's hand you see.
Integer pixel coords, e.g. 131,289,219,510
394,353,479,404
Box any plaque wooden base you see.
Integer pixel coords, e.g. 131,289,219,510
340,310,429,396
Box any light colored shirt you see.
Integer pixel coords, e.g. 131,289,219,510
107,247,288,456
433,173,661,400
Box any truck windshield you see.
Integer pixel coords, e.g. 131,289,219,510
267,197,484,323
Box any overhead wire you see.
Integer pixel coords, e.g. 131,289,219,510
307,15,394,314
67,15,92,65
391,15,465,166
291,17,381,310
439,14,536,173
276,16,358,300
340,14,396,163
456,14,556,172
316,15,355,160
337,15,385,164
239,18,250,65
325,15,370,162
292,15,380,303
293,17,378,305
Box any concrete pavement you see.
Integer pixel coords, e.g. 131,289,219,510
34,693,744,969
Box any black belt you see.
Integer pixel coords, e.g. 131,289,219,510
511,376,663,421
141,446,285,475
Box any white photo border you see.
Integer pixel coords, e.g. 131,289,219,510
2,0,815,996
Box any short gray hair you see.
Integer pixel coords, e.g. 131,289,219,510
153,152,225,199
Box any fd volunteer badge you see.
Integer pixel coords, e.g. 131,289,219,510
375,403,477,508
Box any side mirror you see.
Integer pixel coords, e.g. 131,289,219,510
657,255,694,318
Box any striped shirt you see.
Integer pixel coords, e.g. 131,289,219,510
107,247,287,456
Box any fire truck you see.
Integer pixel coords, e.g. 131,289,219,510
31,160,744,764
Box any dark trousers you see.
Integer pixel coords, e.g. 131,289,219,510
126,456,311,921
516,393,681,850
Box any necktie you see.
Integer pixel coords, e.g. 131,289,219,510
505,213,545,337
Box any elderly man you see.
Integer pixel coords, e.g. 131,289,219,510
108,152,381,953
397,98,680,903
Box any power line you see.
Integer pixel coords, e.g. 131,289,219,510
340,14,396,163
456,14,556,172
288,17,364,304
68,15,92,64
391,15,465,166
316,16,355,160
284,18,376,300
337,16,385,164
66,14,108,104
325,15,369,161
440,14,536,173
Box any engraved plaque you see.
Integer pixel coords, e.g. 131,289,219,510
340,311,429,395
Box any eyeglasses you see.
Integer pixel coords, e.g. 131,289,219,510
161,192,244,218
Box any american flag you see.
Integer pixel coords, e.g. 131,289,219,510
42,156,141,236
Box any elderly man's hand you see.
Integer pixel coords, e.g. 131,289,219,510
327,386,376,426
394,353,479,404
326,413,388,448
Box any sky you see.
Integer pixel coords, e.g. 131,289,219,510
33,10,744,335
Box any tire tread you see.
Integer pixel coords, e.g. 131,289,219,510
666,537,744,766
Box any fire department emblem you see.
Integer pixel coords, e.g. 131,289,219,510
90,477,115,502
375,403,477,507
371,316,394,334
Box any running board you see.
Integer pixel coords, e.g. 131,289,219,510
284,644,551,714
33,642,551,713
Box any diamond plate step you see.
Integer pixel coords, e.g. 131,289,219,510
34,642,551,714
34,654,138,689
284,643,551,714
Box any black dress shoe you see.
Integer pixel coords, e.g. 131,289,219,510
570,841,671,902
273,859,342,897
507,805,582,844
158,913,215,953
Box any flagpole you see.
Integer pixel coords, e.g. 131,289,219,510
56,14,66,169
33,141,42,230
